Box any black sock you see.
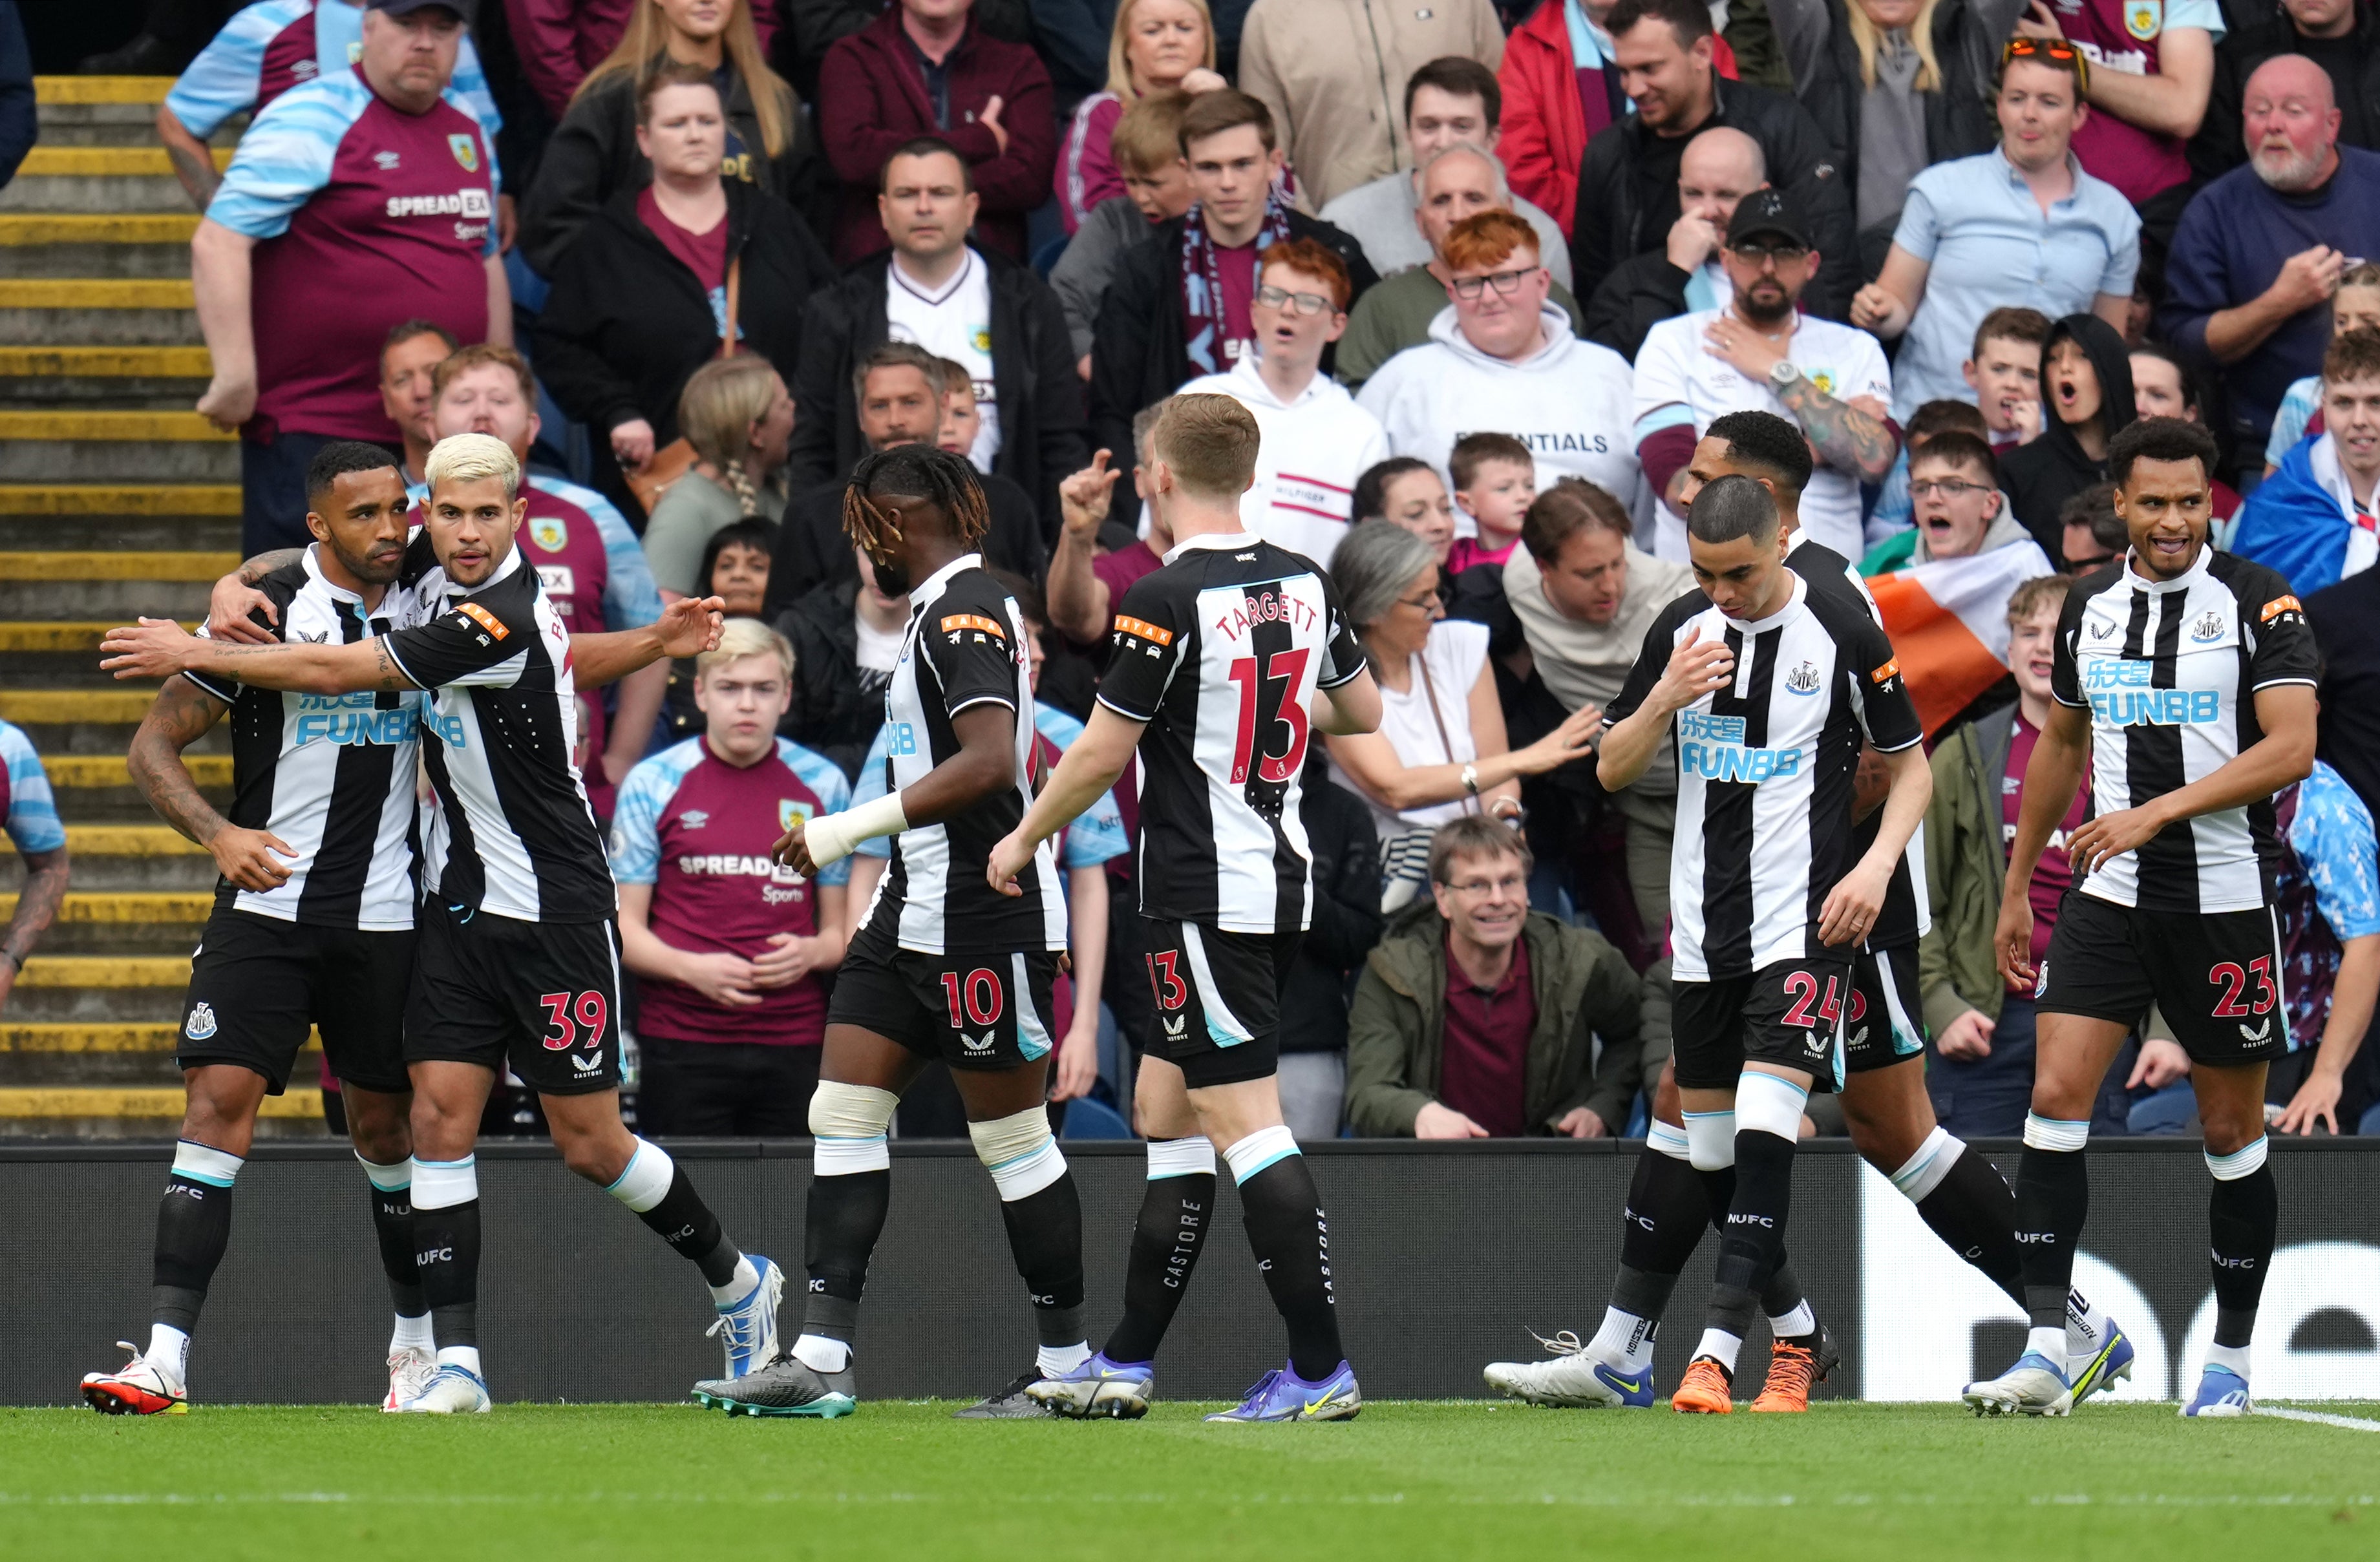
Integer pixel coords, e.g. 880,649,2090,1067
151,1174,233,1335
1705,1130,1796,1350
1621,1144,1710,1277
1695,1165,1737,1236
802,1168,891,1344
1103,1163,1217,1365
367,1179,426,1320
2208,1162,2278,1349
2014,1145,2088,1331
413,1198,481,1352
634,1165,741,1288
997,1172,1087,1351
1236,1154,1343,1382
1915,1147,2025,1306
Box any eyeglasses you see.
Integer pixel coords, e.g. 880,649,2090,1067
1449,266,1542,301
1727,240,1808,266
1444,872,1527,898
1394,589,1443,613
2001,36,2090,91
1910,478,1993,499
1255,283,1335,317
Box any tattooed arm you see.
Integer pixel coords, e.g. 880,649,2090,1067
1776,377,1901,483
127,675,299,894
101,618,418,695
206,547,308,644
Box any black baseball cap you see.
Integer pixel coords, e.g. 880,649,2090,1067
368,0,476,19
1725,189,1811,251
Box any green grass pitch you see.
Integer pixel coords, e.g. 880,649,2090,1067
6,1400,2378,1561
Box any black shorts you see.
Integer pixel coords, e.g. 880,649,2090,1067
1843,942,1927,1075
178,909,414,1094
829,923,1061,1071
404,900,623,1095
1138,918,1300,1090
2035,894,2290,1067
1672,954,1856,1092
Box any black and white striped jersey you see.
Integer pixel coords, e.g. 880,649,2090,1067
1096,533,1368,934
2051,549,2318,914
183,546,427,930
862,553,1066,955
1784,533,1929,950
1606,572,1924,980
382,540,613,923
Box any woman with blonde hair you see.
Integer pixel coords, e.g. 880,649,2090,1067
1055,0,1227,233
641,355,796,600
520,0,812,276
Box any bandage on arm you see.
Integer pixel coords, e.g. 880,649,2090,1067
802,790,911,869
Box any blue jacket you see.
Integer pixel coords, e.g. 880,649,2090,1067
2234,434,2353,595
0,3,32,191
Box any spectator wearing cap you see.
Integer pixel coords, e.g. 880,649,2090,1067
1569,0,1857,321
193,0,507,555
2161,55,2380,463
1850,40,2140,420
2197,0,2380,180
1089,89,1377,531
1317,56,1573,288
1051,89,1196,375
1582,123,1764,362
1631,188,1897,560
1052,0,1225,233
1178,239,1392,566
1496,0,1746,242
1769,0,2017,268
1360,211,1644,519
517,0,807,278
1344,816,1672,1139
1235,0,1508,211
784,136,1084,534
816,0,1056,264
1333,140,1586,391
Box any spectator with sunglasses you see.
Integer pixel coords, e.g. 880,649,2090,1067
1852,39,2140,420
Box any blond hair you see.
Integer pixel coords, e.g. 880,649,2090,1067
696,617,794,681
424,431,520,502
1106,0,1217,98
575,0,795,160
678,356,783,520
1847,0,1940,93
1149,393,1259,502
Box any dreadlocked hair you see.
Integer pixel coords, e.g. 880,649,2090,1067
841,444,990,558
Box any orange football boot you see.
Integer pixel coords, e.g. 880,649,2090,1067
1670,1357,1734,1414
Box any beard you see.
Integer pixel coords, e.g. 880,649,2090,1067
1736,283,1796,326
2253,141,2328,191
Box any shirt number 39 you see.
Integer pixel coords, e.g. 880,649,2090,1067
538,990,610,1050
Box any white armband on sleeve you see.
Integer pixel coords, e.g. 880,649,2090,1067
802,790,911,869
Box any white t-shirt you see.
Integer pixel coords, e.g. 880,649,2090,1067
1177,355,1391,569
1337,618,1491,838
886,248,999,471
1632,308,1894,562
854,607,904,706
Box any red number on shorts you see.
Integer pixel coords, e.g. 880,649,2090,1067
2248,956,2279,1015
1145,951,1188,1011
538,991,607,1051
940,969,1003,1026
2209,962,2250,1018
1847,988,1869,1024
1818,978,1843,1026
1781,973,1842,1030
1225,649,1313,785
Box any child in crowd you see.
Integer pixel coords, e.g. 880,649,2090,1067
934,357,986,470
1354,456,1455,567
1964,306,2052,452
1445,433,1534,574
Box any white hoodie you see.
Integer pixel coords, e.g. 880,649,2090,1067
1357,304,1648,531
1178,354,1391,569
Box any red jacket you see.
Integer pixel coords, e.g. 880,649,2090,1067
1497,1,1736,240
505,0,783,121
816,8,1056,264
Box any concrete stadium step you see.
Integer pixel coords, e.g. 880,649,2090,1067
35,755,229,825
0,344,211,408
0,892,210,955
0,279,200,347
0,826,217,892
0,410,237,484
0,215,197,281
0,620,202,686
0,147,230,215
10,956,192,1025
32,76,188,151
0,1087,324,1141
0,688,228,755
0,549,234,619
0,483,240,550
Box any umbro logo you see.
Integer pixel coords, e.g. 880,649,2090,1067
679,810,708,829
374,149,399,170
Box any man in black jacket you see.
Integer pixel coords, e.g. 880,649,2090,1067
787,138,1084,536
2197,0,2380,178
1584,125,1769,362
1569,0,1856,321
1089,90,1379,533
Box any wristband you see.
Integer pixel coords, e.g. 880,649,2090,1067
801,791,911,869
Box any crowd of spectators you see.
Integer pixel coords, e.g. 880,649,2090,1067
112,0,2380,1139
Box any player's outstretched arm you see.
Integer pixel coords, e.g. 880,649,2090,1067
1313,665,1383,737
100,617,416,695
1817,741,1929,947
569,596,726,688
986,704,1145,896
1598,627,1732,793
205,547,306,644
2063,683,2318,882
780,703,1023,878
1997,697,2092,988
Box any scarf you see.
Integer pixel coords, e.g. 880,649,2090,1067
1179,190,1291,375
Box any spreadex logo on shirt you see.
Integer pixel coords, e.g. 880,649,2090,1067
387,187,491,220
1678,709,1801,783
2083,658,2220,725
674,853,811,898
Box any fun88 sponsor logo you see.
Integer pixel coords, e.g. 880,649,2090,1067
2083,659,2220,726
1679,710,1801,783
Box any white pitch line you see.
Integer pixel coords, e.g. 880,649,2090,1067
2263,1406,2380,1433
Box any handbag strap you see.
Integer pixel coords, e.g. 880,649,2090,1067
718,254,742,359
1414,646,1477,817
